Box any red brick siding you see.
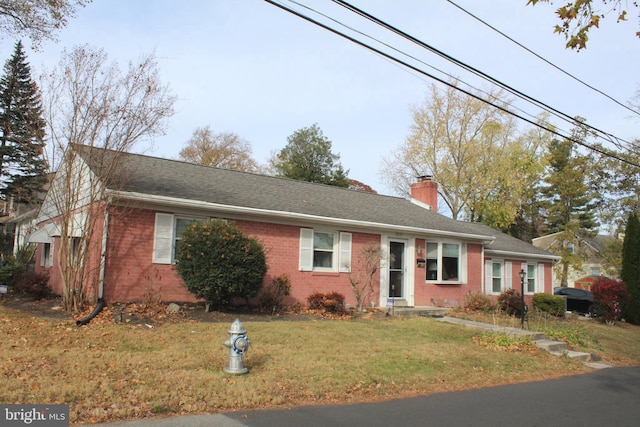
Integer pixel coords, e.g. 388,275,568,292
103,207,381,306
34,207,105,301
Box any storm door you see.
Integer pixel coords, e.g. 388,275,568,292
388,240,406,298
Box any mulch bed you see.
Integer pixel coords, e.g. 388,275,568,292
0,290,384,326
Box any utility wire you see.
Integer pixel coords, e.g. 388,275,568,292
446,0,640,119
264,0,640,168
332,0,635,152
287,0,548,139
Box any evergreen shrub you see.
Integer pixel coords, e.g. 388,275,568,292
532,293,566,316
175,220,267,310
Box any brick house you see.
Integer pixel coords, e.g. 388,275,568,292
29,145,558,308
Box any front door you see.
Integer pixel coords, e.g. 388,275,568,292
389,240,405,298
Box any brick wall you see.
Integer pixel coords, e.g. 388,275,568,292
103,207,382,306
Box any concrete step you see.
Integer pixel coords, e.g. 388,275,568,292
536,339,568,353
549,350,592,363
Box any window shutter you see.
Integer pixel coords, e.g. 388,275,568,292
339,232,352,273
299,228,314,271
505,261,512,289
484,260,492,293
153,213,174,264
538,263,545,292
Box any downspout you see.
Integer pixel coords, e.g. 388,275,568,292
98,202,110,299
76,201,110,326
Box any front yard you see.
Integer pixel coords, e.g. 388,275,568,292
1,296,639,425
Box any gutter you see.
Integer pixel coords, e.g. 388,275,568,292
107,190,496,243
485,249,561,261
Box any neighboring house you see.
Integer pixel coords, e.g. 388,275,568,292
29,145,558,308
1,197,40,262
531,231,618,289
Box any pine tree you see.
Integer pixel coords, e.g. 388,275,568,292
541,122,598,286
0,40,47,204
621,212,640,324
271,124,349,187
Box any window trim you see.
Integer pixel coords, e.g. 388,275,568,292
299,228,351,273
424,241,464,283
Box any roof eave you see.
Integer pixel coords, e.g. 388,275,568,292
109,190,495,243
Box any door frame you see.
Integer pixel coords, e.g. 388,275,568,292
381,236,415,307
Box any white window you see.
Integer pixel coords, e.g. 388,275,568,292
527,263,536,293
425,242,461,282
299,228,351,272
492,261,503,293
152,213,207,264
519,262,542,294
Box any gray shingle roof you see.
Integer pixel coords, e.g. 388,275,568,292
75,145,555,258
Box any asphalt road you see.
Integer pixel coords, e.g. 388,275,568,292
82,367,640,427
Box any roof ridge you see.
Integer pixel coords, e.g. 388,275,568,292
74,143,406,201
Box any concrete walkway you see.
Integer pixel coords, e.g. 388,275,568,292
436,316,614,369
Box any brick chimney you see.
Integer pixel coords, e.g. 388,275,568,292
410,175,438,211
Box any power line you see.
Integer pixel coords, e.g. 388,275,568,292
286,0,550,139
445,0,640,119
264,0,640,168
331,0,636,152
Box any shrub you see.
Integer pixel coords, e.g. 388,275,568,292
498,289,523,316
592,277,629,324
175,220,268,310
16,272,50,299
464,291,495,311
256,274,291,313
307,291,345,313
532,293,566,316
0,262,25,289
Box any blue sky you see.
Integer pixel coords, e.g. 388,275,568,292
2,0,638,195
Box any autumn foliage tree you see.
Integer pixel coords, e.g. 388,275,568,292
527,0,639,50
591,277,629,324
179,126,258,172
382,81,544,231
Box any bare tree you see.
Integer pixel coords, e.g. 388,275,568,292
179,126,258,172
346,242,383,312
0,0,91,49
39,45,175,312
